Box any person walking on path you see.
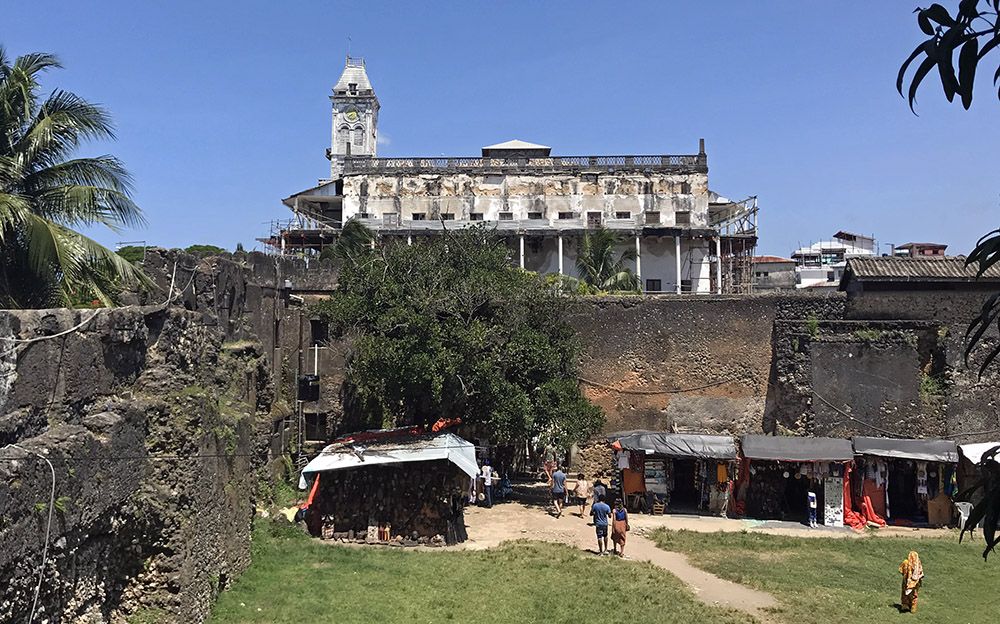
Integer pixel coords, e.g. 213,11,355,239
480,460,495,508
898,551,924,613
573,473,591,517
591,495,612,555
551,466,567,518
611,498,630,558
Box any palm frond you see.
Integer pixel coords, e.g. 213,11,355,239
0,49,147,308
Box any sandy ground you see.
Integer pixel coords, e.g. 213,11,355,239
461,485,780,618
457,483,957,619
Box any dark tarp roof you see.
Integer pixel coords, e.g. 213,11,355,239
852,437,958,463
609,431,737,460
741,435,854,462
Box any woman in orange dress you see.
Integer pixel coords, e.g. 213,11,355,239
898,551,924,613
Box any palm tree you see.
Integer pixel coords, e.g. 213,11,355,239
320,217,374,264
575,226,638,292
0,47,148,308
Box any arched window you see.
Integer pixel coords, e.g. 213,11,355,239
354,127,365,148
339,126,351,148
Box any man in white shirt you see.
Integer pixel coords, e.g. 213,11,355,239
481,460,495,508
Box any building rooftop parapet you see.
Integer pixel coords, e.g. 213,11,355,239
342,153,707,176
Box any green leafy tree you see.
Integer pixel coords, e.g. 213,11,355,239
183,244,227,257
899,1,1000,559
0,47,148,307
314,226,603,448
116,245,146,264
575,226,639,292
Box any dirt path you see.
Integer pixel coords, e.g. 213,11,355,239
462,488,779,620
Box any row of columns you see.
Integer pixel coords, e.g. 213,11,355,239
513,234,722,294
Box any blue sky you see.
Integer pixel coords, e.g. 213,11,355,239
6,1,999,256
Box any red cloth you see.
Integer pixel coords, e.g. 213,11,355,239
861,479,887,526
303,473,321,509
430,417,461,432
842,463,866,531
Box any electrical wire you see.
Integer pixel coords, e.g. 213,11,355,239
9,444,56,624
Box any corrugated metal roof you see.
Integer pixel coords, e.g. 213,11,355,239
844,256,1000,281
753,255,794,264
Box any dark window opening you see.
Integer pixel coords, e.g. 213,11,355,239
499,212,514,221
440,213,455,220
827,271,836,282
645,211,661,225
310,319,329,345
615,212,631,220
304,413,327,442
645,279,662,292
675,211,691,226
587,212,602,227
383,213,399,226
469,212,484,221
558,212,575,220
528,212,544,220
411,213,426,221
679,181,691,194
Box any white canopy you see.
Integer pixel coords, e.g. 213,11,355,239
298,432,480,488
958,442,1000,465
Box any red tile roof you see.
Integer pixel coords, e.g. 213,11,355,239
753,255,794,264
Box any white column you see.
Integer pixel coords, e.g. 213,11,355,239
558,235,564,275
674,235,682,294
407,235,412,246
635,235,642,292
519,235,525,269
715,237,723,295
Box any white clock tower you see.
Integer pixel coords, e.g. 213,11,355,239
328,56,379,179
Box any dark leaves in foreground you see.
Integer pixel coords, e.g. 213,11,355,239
898,1,1000,110
965,229,1000,377
959,445,1000,560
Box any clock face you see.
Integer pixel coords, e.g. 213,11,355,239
344,109,359,122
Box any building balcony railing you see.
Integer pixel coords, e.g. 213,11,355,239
351,215,693,233
342,154,707,175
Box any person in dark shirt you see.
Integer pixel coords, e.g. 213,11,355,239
592,477,607,516
591,495,612,555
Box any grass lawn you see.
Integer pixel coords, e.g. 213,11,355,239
650,528,995,624
209,521,753,624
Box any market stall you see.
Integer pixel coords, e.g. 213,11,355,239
298,431,479,545
739,435,854,526
852,436,958,527
610,431,737,516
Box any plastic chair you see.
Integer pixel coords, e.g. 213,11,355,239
954,501,974,531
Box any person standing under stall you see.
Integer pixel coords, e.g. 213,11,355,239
611,498,630,558
898,551,924,613
551,465,567,518
480,460,494,508
807,488,818,528
573,473,591,517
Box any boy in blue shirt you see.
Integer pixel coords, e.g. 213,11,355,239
591,495,612,555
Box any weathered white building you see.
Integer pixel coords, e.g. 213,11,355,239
267,57,758,294
791,231,876,289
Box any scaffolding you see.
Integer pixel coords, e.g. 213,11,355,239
710,196,758,294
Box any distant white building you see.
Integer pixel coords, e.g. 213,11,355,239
791,231,876,289
266,56,761,294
